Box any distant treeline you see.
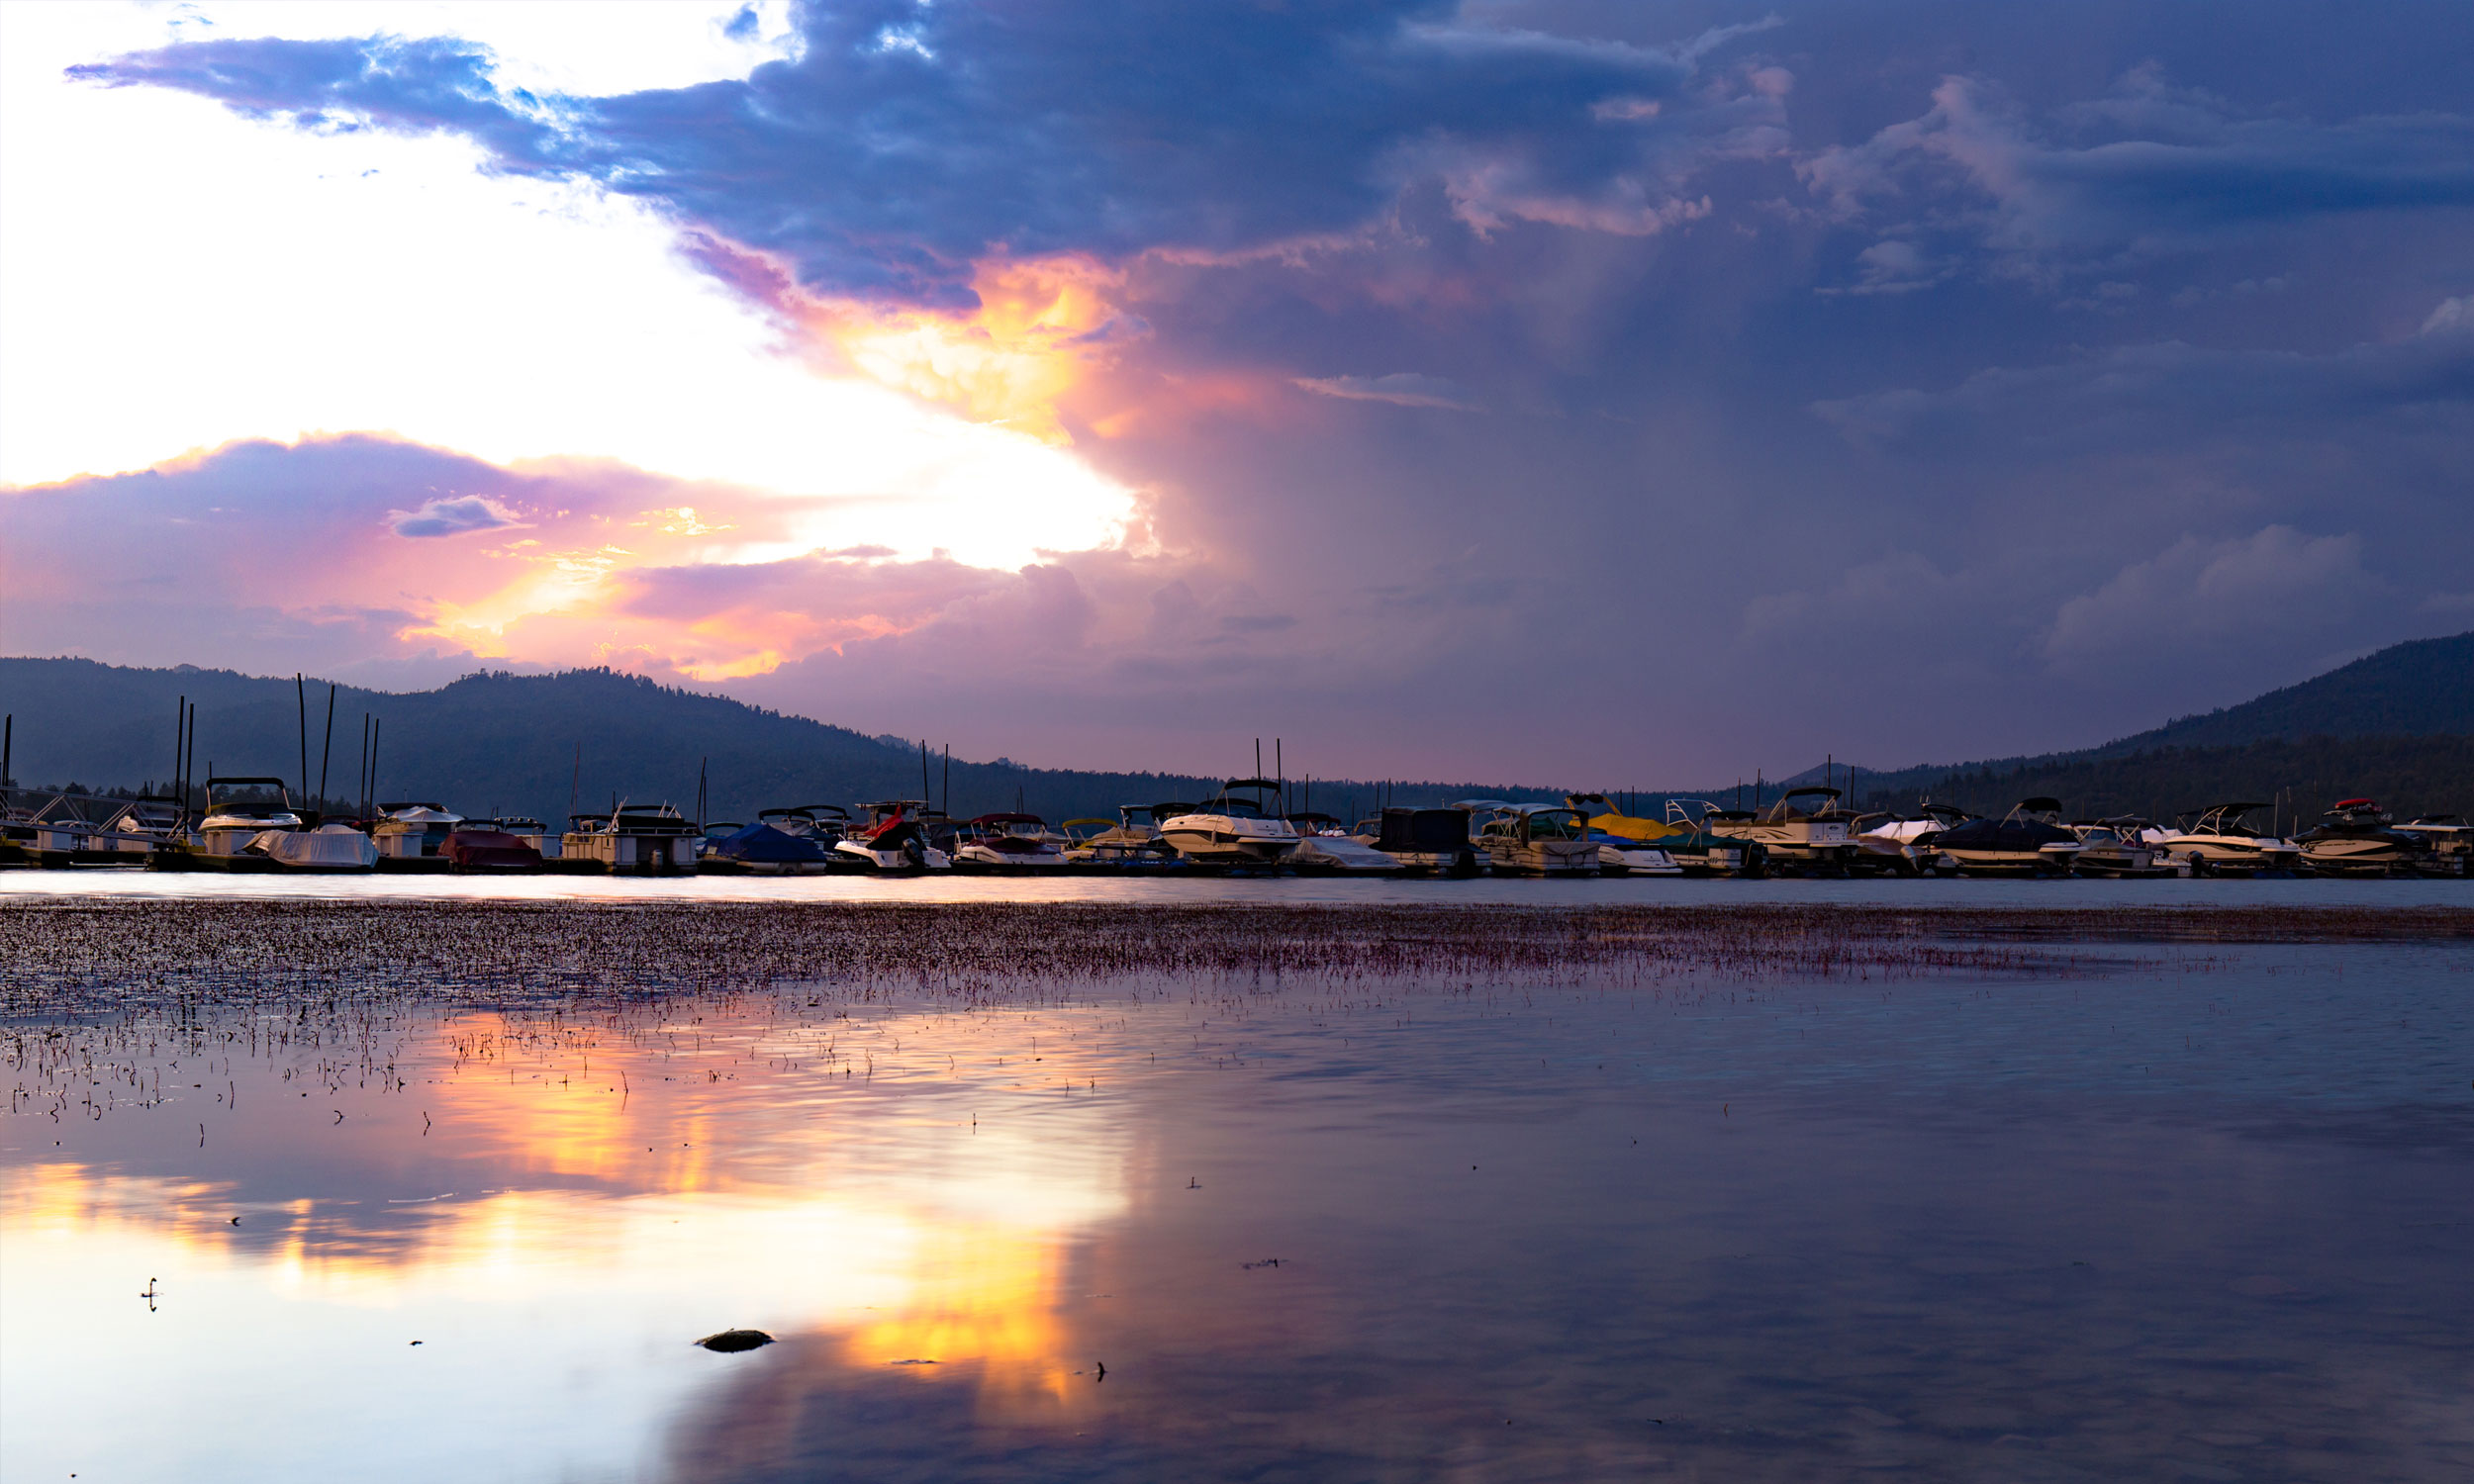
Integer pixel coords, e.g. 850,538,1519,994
1847,733,2474,826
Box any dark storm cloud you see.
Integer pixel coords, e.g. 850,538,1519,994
60,1,2474,777
75,2,1778,308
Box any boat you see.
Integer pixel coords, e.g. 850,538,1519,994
1158,781,1300,867
1357,806,1483,877
562,803,700,875
1562,795,1681,877
99,797,185,862
491,816,563,861
953,813,1071,872
2068,818,2177,878
1063,804,1190,871
440,820,546,874
702,815,835,875
254,821,380,873
2393,815,2471,876
833,801,953,872
371,802,463,872
1703,787,1854,873
1476,802,1600,877
2157,803,2300,876
2294,799,2430,877
1650,802,1765,877
189,777,303,871
1846,812,1939,876
1933,798,2083,876
1285,813,1404,874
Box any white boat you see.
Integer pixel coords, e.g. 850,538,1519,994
2157,803,2300,876
2294,799,2430,877
371,802,463,860
1476,803,1600,877
1847,812,1946,876
1159,781,1300,866
833,801,953,872
194,777,304,868
1285,814,1404,873
2068,818,2177,878
1703,787,1854,872
1063,804,1189,870
1562,795,1682,876
953,813,1071,871
100,797,185,859
253,821,379,873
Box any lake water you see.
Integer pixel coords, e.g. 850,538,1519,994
4,900,2470,1481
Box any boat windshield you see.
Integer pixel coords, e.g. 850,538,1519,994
1525,809,1583,839
1205,796,1268,820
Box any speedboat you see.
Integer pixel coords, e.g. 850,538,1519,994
954,813,1071,872
833,801,953,873
1652,801,1764,877
563,803,699,875
1846,812,1938,876
1933,798,2083,876
2068,818,2177,878
256,821,380,873
1358,806,1482,877
1159,781,1300,866
491,816,563,861
371,802,463,869
1477,803,1600,877
1285,813,1404,873
702,814,835,875
2295,799,2430,877
1703,787,1854,873
2157,803,2299,877
1064,804,1190,870
191,777,303,870
1563,795,1682,876
2394,815,2471,876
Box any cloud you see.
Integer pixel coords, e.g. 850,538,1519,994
74,4,1786,309
1801,68,2474,283
1293,373,1480,411
2042,525,2386,665
389,495,523,537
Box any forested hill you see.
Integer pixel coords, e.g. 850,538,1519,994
0,660,1554,825
2095,631,2474,753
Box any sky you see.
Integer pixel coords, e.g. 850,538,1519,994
2,0,2468,784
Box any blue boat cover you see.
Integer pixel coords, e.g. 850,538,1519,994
711,821,827,863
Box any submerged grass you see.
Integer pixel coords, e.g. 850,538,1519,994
1,900,2464,1019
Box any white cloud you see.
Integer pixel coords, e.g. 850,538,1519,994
0,1,1131,570
2041,526,2385,665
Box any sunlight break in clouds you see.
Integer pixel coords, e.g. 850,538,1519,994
0,2,1136,608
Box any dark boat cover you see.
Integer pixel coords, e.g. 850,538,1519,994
1379,808,1470,851
710,821,828,864
441,828,544,872
1935,816,2076,853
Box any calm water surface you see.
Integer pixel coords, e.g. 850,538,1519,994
4,914,2470,1481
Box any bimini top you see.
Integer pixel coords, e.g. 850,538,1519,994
968,813,1047,828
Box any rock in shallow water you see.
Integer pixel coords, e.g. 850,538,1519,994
696,1329,774,1352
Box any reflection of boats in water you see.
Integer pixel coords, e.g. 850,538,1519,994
834,801,953,873
1475,803,1599,877
1703,787,1852,872
2157,803,2299,876
1159,782,1300,867
2295,799,2430,877
1357,806,1482,877
954,814,1071,872
1934,798,2082,876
